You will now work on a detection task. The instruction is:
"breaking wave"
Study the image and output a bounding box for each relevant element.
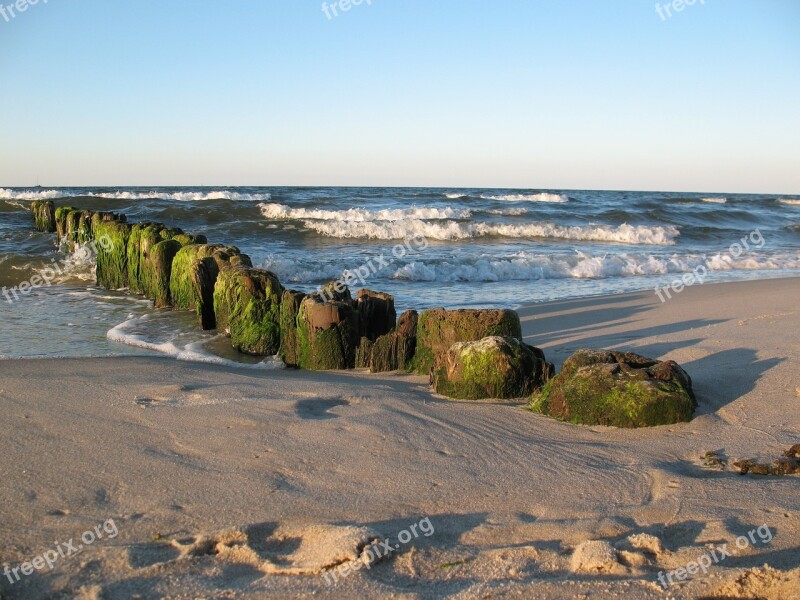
[0,188,272,202]
[261,250,800,284]
[259,203,471,222]
[479,193,569,203]
[107,314,284,369]
[298,219,680,245]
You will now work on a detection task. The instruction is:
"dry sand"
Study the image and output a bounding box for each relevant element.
[0,277,798,599]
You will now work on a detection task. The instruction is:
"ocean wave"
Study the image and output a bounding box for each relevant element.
[299,219,680,245]
[779,199,800,206]
[0,199,31,211]
[107,314,284,369]
[479,193,569,203]
[258,250,800,284]
[444,193,467,199]
[94,190,273,202]
[0,188,65,201]
[486,207,530,216]
[701,197,728,204]
[388,251,800,282]
[259,202,471,222]
[0,188,272,202]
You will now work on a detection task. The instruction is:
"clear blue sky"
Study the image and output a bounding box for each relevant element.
[1,0,798,192]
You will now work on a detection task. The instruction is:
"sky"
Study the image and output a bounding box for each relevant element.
[0,0,798,193]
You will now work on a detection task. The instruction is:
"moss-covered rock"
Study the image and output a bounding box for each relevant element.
[409,308,523,375]
[142,239,183,308]
[127,223,168,294]
[169,244,252,329]
[529,349,696,428]
[213,266,284,355]
[55,206,77,241]
[370,309,418,373]
[296,286,360,370]
[93,220,132,290]
[356,289,396,341]
[432,336,553,401]
[278,289,306,368]
[31,200,56,233]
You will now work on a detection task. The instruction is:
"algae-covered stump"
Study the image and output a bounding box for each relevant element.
[296,286,360,371]
[127,223,169,294]
[54,206,77,242]
[93,220,132,290]
[278,289,307,368]
[214,265,284,355]
[169,244,252,329]
[529,349,696,428]
[432,336,553,401]
[357,289,396,341]
[369,309,418,373]
[142,239,183,308]
[31,200,56,233]
[410,308,523,375]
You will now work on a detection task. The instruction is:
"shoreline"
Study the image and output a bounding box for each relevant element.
[1,277,798,598]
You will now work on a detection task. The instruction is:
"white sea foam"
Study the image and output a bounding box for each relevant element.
[259,202,471,222]
[444,193,468,199]
[388,251,800,282]
[700,197,728,204]
[2,199,31,210]
[486,207,530,216]
[779,199,800,206]
[107,314,284,369]
[0,188,65,201]
[257,250,800,284]
[0,188,271,202]
[480,193,569,203]
[300,219,680,245]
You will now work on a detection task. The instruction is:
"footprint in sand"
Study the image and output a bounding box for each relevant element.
[133,522,383,576]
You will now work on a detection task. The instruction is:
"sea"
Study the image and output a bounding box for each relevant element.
[1,187,798,365]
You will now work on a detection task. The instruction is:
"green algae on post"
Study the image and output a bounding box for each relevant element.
[31,200,56,233]
[169,244,252,329]
[369,309,418,373]
[93,219,132,290]
[278,289,306,368]
[409,308,523,375]
[142,239,183,308]
[213,265,284,356]
[127,223,170,295]
[54,206,77,241]
[295,286,360,370]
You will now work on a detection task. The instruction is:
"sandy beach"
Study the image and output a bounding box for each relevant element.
[0,276,797,598]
